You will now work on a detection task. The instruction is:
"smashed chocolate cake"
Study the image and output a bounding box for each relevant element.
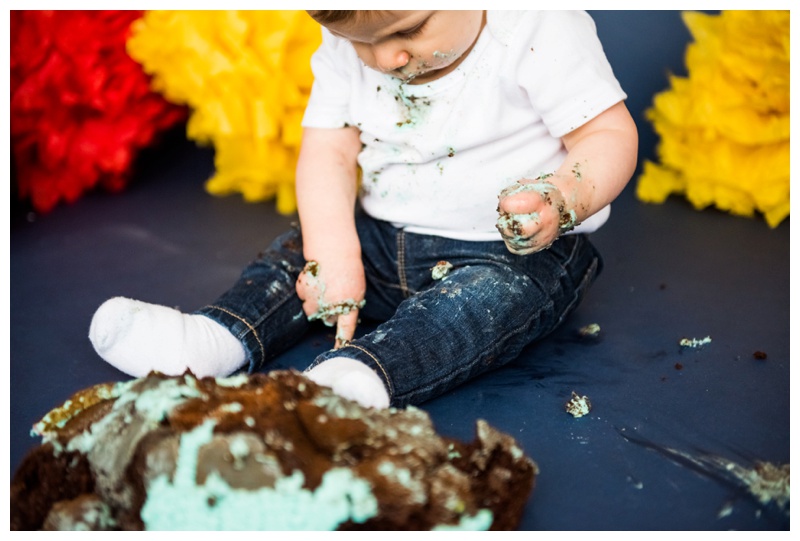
[11,370,538,530]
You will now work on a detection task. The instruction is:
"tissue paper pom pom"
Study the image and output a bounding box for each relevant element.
[10,10,186,214]
[636,10,789,228]
[127,10,322,215]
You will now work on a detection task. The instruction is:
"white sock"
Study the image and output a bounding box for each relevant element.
[88,297,246,378]
[305,357,390,409]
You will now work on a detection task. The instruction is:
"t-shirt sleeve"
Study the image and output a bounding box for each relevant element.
[513,11,627,138]
[301,27,355,129]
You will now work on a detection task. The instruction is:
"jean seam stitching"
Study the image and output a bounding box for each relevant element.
[340,343,394,400]
[397,230,410,297]
[206,305,266,365]
[554,256,598,328]
[562,234,580,267]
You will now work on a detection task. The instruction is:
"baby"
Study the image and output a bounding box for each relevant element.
[89,10,638,409]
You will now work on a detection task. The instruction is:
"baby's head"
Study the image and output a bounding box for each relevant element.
[307,10,485,84]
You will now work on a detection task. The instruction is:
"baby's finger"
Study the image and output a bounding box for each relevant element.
[498,189,540,216]
[334,310,359,349]
[496,210,540,240]
[497,216,555,255]
[502,238,536,256]
[295,280,316,317]
[300,297,319,319]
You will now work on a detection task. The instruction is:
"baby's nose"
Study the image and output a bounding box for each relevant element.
[374,47,410,73]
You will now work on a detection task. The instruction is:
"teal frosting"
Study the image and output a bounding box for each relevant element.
[140,420,379,530]
[133,377,205,423]
[433,509,494,531]
[499,179,559,199]
[388,78,430,128]
[215,373,250,388]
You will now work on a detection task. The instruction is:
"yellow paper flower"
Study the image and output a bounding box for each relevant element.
[127,10,322,214]
[636,10,789,228]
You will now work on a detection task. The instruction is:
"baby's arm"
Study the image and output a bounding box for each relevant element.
[497,101,638,255]
[295,126,365,347]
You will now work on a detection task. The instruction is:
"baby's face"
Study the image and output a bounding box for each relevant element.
[317,10,485,84]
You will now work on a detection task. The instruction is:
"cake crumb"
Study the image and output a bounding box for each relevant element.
[679,336,712,348]
[578,323,600,337]
[753,351,767,360]
[431,261,453,280]
[717,501,734,519]
[746,461,790,509]
[565,391,591,418]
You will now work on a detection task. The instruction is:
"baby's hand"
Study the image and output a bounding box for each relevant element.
[296,257,366,348]
[496,178,579,255]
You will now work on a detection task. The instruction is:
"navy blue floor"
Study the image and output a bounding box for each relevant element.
[9,11,790,530]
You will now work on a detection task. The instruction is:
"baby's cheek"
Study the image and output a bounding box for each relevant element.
[351,44,377,70]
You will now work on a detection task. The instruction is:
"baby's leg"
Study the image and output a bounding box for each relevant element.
[89,227,309,378]
[306,234,601,408]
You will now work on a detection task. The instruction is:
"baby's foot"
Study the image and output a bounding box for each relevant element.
[88,297,246,378]
[305,357,390,409]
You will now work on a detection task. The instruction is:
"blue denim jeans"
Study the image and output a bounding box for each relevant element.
[197,213,602,407]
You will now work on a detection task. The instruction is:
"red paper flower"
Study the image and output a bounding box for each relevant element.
[10,10,186,213]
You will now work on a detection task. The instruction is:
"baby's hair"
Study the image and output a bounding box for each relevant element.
[307,11,356,25]
[307,10,387,26]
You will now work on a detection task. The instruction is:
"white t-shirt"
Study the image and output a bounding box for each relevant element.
[302,10,627,241]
